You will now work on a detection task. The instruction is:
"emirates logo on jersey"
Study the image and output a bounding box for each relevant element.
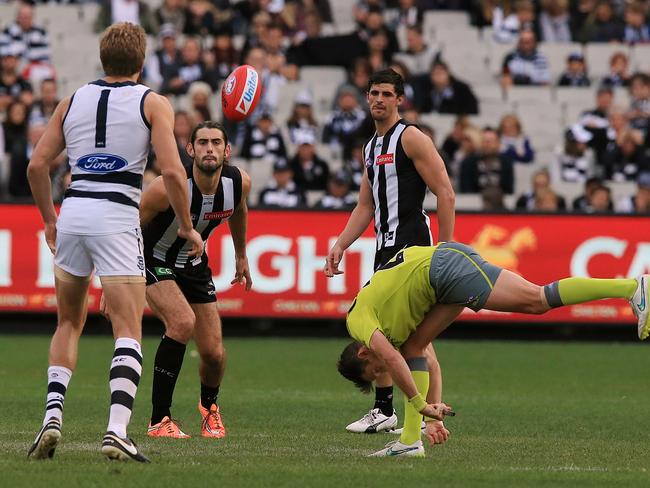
[204,210,233,220]
[376,153,394,165]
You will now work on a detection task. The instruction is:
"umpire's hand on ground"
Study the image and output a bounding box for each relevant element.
[45,222,57,254]
[324,244,344,277]
[232,255,252,291]
[178,228,204,257]
[424,420,450,446]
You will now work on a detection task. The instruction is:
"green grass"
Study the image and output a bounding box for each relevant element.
[1,335,649,487]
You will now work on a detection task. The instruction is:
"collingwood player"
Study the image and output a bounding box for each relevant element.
[26,23,203,462]
[104,121,252,439]
[324,69,455,439]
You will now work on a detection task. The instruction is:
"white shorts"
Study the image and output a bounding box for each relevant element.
[54,228,145,278]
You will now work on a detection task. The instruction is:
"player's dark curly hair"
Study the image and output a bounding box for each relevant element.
[190,121,229,146]
[367,68,405,97]
[337,342,373,393]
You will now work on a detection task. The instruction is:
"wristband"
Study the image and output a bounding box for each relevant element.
[408,393,427,413]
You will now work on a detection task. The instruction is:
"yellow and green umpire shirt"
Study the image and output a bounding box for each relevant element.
[346,245,438,348]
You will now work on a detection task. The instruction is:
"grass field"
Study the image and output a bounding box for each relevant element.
[1,335,649,487]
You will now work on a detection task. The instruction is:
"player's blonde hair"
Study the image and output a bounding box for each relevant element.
[99,22,146,77]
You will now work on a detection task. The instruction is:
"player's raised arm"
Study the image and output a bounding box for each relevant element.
[139,175,170,227]
[402,127,455,242]
[325,167,374,277]
[228,167,252,290]
[27,97,69,253]
[146,92,203,257]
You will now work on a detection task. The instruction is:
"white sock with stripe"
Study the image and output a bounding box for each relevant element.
[106,337,142,438]
[43,366,72,426]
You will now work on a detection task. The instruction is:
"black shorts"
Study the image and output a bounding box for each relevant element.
[145,258,216,304]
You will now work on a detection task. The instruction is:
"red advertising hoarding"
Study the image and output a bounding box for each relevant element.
[0,205,647,323]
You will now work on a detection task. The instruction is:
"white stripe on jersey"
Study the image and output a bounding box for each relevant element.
[382,123,406,247]
[371,136,384,248]
[152,179,191,261]
[175,185,213,268]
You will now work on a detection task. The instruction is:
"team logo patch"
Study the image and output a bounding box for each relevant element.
[224,75,236,95]
[204,210,233,220]
[154,267,173,276]
[376,153,394,165]
[77,153,128,172]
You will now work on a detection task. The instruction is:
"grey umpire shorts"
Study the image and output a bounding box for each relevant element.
[429,242,503,312]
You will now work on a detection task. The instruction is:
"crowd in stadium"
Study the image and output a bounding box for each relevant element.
[0,0,649,213]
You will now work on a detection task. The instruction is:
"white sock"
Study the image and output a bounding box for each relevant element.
[43,366,72,426]
[106,337,142,438]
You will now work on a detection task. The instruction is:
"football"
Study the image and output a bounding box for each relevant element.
[221,64,262,122]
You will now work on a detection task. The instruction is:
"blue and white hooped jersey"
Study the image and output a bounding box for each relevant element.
[57,79,152,235]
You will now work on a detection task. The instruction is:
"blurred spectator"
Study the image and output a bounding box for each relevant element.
[481,185,507,211]
[95,0,158,34]
[0,3,51,64]
[211,29,241,80]
[533,188,563,211]
[618,171,650,213]
[441,116,474,166]
[146,24,181,91]
[366,28,392,72]
[471,0,501,28]
[323,86,370,160]
[557,52,591,87]
[572,176,612,211]
[497,113,535,164]
[539,0,572,42]
[286,88,319,144]
[628,73,650,141]
[602,129,650,181]
[161,37,213,95]
[607,106,631,147]
[516,168,567,210]
[459,127,514,194]
[393,25,438,77]
[492,0,537,44]
[316,169,357,209]
[333,58,373,109]
[352,0,385,30]
[388,61,417,109]
[289,129,329,191]
[587,184,613,212]
[343,140,366,190]
[390,0,423,30]
[188,81,213,122]
[242,11,272,55]
[281,0,323,41]
[448,124,482,183]
[29,78,58,126]
[184,0,233,36]
[154,0,187,33]
[579,85,614,164]
[258,157,307,208]
[261,23,288,57]
[577,0,624,43]
[0,45,33,112]
[622,1,650,44]
[553,124,596,182]
[9,123,57,198]
[601,51,631,88]
[501,30,551,88]
[3,100,28,154]
[360,6,399,58]
[174,111,195,166]
[240,111,288,161]
[416,61,479,115]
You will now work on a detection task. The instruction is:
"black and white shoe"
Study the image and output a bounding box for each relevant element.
[27,418,61,460]
[101,431,150,463]
[345,408,398,433]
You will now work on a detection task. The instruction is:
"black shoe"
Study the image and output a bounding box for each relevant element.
[27,418,61,460]
[101,431,150,463]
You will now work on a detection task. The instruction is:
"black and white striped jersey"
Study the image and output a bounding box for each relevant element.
[364,118,432,251]
[143,164,243,270]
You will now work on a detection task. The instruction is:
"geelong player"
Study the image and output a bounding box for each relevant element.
[324,69,455,436]
[26,23,203,462]
[104,121,251,439]
[338,243,650,457]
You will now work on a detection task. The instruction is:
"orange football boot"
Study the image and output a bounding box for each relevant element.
[147,416,190,438]
[198,402,226,438]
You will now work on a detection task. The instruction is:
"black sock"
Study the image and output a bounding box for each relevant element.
[200,383,220,410]
[373,386,394,416]
[151,335,186,425]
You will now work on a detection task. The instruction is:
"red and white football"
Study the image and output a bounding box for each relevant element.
[221,65,262,122]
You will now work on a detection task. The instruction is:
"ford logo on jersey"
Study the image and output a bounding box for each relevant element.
[77,153,128,172]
